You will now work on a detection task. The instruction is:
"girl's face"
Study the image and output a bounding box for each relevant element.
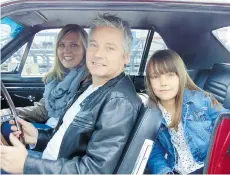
[149,70,180,103]
[57,32,85,70]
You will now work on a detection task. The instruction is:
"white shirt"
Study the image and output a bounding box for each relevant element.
[158,102,203,174]
[42,85,99,160]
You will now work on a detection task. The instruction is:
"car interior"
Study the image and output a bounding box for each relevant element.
[1,0,230,173]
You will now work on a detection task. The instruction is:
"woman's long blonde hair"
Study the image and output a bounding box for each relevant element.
[43,24,88,83]
[145,49,220,129]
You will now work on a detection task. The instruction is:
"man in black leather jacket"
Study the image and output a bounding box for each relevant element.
[0,14,142,174]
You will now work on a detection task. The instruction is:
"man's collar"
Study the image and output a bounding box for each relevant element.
[86,72,126,98]
[102,72,125,88]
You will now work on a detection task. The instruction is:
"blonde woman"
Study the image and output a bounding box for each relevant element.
[1,24,90,128]
[146,49,229,174]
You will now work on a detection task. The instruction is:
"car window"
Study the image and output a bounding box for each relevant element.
[212,26,230,53]
[2,28,153,76]
[1,43,27,72]
[21,29,150,76]
[143,32,167,73]
[125,30,148,75]
[148,32,168,59]
[21,29,61,76]
[0,17,23,49]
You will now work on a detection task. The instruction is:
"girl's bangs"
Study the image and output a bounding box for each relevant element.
[149,56,177,75]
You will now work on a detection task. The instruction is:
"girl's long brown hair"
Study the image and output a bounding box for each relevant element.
[145,49,220,129]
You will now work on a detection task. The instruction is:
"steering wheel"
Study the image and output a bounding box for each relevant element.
[1,81,25,145]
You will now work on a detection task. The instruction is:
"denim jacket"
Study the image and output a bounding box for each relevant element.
[148,89,229,174]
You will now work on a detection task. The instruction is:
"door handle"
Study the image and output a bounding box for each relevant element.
[14,94,35,102]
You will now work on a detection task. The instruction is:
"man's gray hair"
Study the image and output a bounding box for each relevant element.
[89,13,133,53]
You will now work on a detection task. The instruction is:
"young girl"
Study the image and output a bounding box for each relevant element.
[146,49,229,174]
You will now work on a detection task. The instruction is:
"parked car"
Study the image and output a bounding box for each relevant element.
[1,0,230,173]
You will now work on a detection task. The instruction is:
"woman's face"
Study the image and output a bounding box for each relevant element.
[149,70,179,103]
[57,32,85,69]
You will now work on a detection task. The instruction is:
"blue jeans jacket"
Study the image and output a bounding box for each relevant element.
[147,89,229,174]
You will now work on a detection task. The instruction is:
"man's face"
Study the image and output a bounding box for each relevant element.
[86,26,130,84]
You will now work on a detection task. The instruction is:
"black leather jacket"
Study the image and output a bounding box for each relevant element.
[24,72,142,174]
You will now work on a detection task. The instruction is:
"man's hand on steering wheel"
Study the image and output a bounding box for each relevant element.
[10,118,38,145]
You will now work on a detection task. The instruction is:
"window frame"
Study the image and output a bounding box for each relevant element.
[212,26,230,53]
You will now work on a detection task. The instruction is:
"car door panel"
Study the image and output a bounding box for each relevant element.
[1,76,44,109]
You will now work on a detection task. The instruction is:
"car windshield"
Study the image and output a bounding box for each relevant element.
[0,17,24,49]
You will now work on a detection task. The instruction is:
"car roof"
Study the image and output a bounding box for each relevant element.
[2,0,230,28]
